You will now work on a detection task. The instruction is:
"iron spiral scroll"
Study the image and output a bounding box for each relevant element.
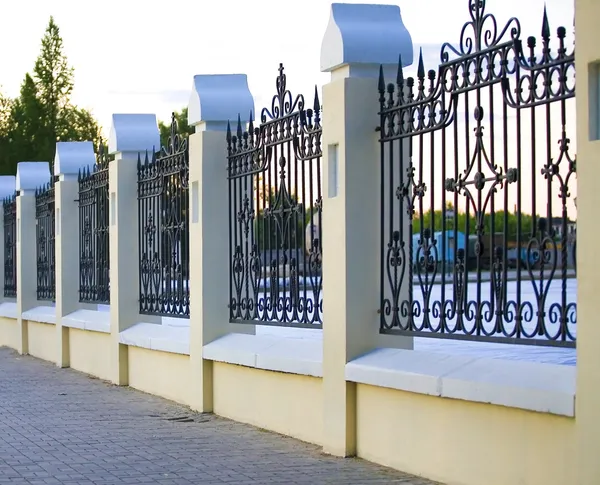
[137,114,190,318]
[378,0,576,347]
[227,64,323,328]
[3,193,16,298]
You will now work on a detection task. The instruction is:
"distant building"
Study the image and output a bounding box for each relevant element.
[550,217,577,239]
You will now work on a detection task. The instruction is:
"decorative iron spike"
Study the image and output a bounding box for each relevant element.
[137,152,142,169]
[417,48,425,79]
[236,114,243,139]
[313,85,320,114]
[226,120,232,143]
[541,5,550,40]
[248,111,254,134]
[378,65,385,93]
[396,55,405,87]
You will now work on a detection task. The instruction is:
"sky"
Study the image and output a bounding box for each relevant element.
[0,0,574,136]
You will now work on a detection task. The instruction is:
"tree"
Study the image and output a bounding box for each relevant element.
[33,17,73,147]
[0,90,15,174]
[0,17,102,175]
[412,208,537,245]
[159,108,193,149]
[3,75,45,173]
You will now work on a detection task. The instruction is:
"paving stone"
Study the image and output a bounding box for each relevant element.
[0,347,442,485]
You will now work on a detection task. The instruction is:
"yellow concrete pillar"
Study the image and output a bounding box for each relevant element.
[107,115,161,385]
[53,142,98,368]
[187,74,255,412]
[319,4,414,456]
[575,0,600,483]
[15,162,52,355]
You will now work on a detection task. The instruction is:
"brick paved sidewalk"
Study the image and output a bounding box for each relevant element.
[0,347,440,485]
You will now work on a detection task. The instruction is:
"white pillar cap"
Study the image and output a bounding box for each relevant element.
[320,3,413,80]
[54,141,96,176]
[188,74,255,132]
[16,162,51,192]
[0,176,16,199]
[108,114,160,155]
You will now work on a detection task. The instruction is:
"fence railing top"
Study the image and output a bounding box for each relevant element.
[108,113,160,156]
[54,141,96,177]
[16,162,50,193]
[188,74,255,132]
[320,3,413,77]
[0,176,16,200]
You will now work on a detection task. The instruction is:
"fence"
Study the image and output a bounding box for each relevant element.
[227,64,323,328]
[0,3,590,484]
[137,114,190,318]
[378,1,576,348]
[35,179,55,302]
[78,146,110,304]
[3,193,16,298]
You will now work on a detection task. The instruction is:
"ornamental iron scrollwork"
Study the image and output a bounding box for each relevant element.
[3,193,16,298]
[35,179,56,302]
[378,0,576,347]
[138,113,190,318]
[78,144,110,304]
[227,64,323,328]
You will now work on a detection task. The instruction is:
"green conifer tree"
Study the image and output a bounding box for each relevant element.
[0,16,102,174]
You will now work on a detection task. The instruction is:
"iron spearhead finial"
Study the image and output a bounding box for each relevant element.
[378,65,385,93]
[541,5,550,40]
[396,55,404,87]
[417,48,425,80]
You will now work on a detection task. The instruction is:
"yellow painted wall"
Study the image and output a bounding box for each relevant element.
[69,328,112,381]
[0,317,18,349]
[27,321,56,363]
[355,384,576,485]
[127,346,191,406]
[213,362,323,446]
[575,1,600,483]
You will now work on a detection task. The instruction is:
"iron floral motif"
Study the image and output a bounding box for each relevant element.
[78,144,110,304]
[378,0,576,347]
[227,65,323,328]
[3,194,16,298]
[35,180,55,302]
[138,113,190,318]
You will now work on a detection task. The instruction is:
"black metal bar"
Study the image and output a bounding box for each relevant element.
[35,179,55,302]
[78,145,110,304]
[137,114,190,318]
[3,193,16,298]
[227,64,323,328]
[378,0,576,347]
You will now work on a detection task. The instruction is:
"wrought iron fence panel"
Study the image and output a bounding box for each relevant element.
[138,115,190,318]
[3,193,16,298]
[78,146,110,304]
[227,64,323,328]
[378,0,576,347]
[36,179,56,301]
